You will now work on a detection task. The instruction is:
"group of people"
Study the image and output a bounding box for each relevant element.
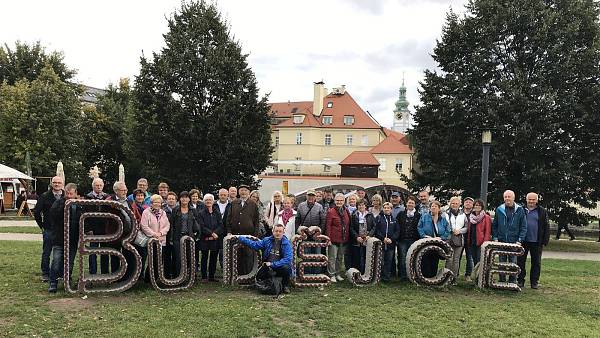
[34,176,550,294]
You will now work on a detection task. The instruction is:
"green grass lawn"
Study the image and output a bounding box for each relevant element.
[0,226,41,234]
[1,241,599,337]
[546,239,600,253]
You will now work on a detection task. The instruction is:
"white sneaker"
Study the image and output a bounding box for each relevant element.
[336,275,344,282]
[330,276,337,282]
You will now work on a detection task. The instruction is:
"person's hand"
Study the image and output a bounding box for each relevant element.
[424,235,431,238]
[357,237,363,244]
[384,237,392,244]
[154,233,160,239]
[227,233,232,236]
[453,229,460,235]
[265,262,272,267]
[212,233,219,239]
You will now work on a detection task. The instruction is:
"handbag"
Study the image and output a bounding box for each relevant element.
[450,233,463,247]
[133,213,151,247]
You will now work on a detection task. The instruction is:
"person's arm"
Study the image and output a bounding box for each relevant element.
[325,210,332,236]
[367,216,376,236]
[226,203,233,234]
[199,213,212,236]
[349,214,359,239]
[459,215,468,234]
[33,194,44,229]
[391,221,400,241]
[484,215,492,242]
[319,207,326,232]
[417,216,426,238]
[491,211,499,241]
[517,209,527,243]
[442,218,451,239]
[160,212,170,237]
[237,235,263,251]
[542,208,550,246]
[272,239,293,269]
[214,211,224,237]
[253,204,260,237]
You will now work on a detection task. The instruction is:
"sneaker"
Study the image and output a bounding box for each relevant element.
[465,276,472,282]
[283,287,291,294]
[41,275,49,283]
[329,276,337,283]
[517,281,525,288]
[48,284,57,293]
[336,275,344,282]
[531,283,539,289]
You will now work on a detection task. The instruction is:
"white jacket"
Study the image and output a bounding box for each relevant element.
[445,211,468,234]
[276,209,297,240]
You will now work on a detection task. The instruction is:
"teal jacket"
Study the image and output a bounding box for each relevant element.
[417,212,451,240]
[492,203,527,243]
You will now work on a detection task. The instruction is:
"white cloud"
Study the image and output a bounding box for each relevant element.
[0,0,468,128]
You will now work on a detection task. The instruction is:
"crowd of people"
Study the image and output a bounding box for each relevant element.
[34,176,551,294]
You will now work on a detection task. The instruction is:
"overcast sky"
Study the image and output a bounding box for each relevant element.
[1,0,468,127]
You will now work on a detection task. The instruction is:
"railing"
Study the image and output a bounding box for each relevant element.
[260,172,342,178]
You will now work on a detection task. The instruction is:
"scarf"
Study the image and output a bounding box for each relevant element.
[450,208,459,217]
[470,211,485,225]
[281,208,294,225]
[151,207,162,221]
[406,209,415,218]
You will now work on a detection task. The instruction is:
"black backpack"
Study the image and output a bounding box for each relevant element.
[255,265,283,296]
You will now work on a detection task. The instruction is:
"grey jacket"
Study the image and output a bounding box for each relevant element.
[295,201,326,231]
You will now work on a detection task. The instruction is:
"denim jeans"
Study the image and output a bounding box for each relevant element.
[41,230,52,277]
[463,245,474,277]
[397,240,415,280]
[89,242,99,275]
[49,245,76,287]
[382,245,395,281]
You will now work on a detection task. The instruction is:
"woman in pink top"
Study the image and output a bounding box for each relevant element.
[139,194,170,280]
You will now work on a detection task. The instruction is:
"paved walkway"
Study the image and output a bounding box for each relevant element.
[0,232,598,261]
[0,220,37,227]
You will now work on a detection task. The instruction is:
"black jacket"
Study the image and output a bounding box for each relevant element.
[198,207,224,251]
[349,210,376,245]
[397,209,421,241]
[49,198,81,247]
[374,213,400,246]
[527,206,551,246]
[34,190,63,230]
[168,206,200,244]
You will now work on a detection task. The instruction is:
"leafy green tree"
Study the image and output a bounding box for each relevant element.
[81,78,132,188]
[0,66,84,185]
[409,0,600,225]
[128,1,273,192]
[0,41,76,85]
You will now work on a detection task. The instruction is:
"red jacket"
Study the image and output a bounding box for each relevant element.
[326,207,350,244]
[467,213,492,247]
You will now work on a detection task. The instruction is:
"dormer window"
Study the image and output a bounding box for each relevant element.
[322,116,333,125]
[344,115,355,125]
[326,101,333,108]
[293,115,305,124]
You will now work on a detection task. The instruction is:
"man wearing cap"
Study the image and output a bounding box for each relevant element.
[462,197,475,281]
[226,184,260,274]
[296,190,326,274]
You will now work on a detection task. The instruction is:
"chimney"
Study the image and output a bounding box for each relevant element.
[313,81,325,117]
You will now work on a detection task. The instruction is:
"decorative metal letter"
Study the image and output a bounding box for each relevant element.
[147,236,196,292]
[346,237,383,286]
[406,238,455,287]
[291,226,331,288]
[222,235,261,285]
[477,241,525,291]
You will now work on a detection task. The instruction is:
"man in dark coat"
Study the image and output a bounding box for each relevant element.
[517,192,550,289]
[34,175,64,282]
[226,184,260,274]
[85,177,112,274]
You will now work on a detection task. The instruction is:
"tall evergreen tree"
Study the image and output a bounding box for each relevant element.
[128,1,273,192]
[409,0,600,225]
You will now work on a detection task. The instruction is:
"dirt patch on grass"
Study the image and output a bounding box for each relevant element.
[46,297,95,312]
[272,315,323,336]
[0,316,16,327]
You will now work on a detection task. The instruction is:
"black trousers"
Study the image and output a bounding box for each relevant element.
[517,242,543,285]
[201,249,219,279]
[257,264,290,288]
[421,251,439,278]
[556,223,575,239]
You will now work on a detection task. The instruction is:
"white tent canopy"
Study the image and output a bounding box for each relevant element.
[0,163,34,180]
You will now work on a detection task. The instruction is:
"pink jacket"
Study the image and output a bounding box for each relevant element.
[140,207,170,246]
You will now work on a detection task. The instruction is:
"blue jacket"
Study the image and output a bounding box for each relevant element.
[492,203,527,243]
[417,212,450,239]
[238,235,293,272]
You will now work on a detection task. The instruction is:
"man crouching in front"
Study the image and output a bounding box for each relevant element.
[238,223,293,294]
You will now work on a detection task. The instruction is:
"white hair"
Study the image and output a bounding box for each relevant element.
[203,193,215,202]
[92,177,103,187]
[113,181,126,192]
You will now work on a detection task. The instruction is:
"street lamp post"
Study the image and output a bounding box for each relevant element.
[480,130,492,206]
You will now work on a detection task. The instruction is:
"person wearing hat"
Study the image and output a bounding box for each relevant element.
[295,190,326,274]
[226,184,260,274]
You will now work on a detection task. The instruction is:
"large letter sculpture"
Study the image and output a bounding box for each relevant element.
[147,236,196,291]
[291,226,331,287]
[346,237,383,286]
[406,238,454,287]
[64,200,142,294]
[477,241,525,291]
[222,235,261,286]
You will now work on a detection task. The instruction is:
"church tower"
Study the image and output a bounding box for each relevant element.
[392,77,410,133]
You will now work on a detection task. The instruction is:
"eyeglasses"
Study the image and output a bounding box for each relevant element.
[52,182,61,184]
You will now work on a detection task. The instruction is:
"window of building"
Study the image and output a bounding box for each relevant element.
[361,135,368,146]
[326,101,333,108]
[395,159,403,173]
[322,115,333,125]
[344,115,355,125]
[378,158,387,171]
[324,134,331,146]
[294,157,302,171]
[346,134,353,146]
[293,115,305,124]
[275,136,279,147]
[296,132,302,145]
